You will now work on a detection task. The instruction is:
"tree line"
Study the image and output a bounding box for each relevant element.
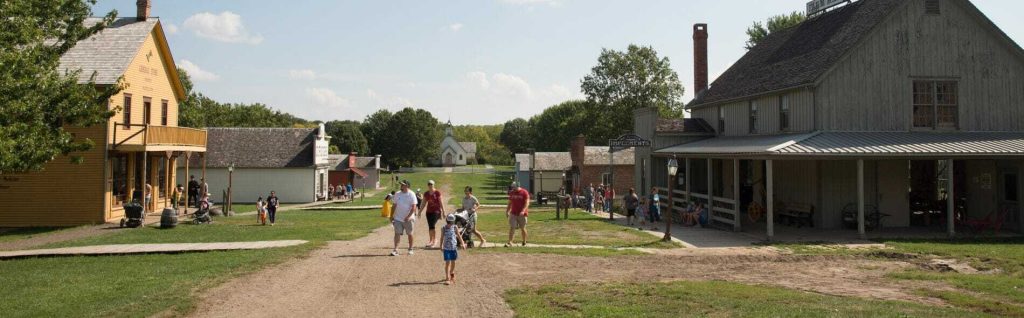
[2,0,794,173]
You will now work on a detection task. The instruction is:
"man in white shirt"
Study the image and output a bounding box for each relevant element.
[390,180,419,256]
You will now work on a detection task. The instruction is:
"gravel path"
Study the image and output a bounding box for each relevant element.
[190,219,947,318]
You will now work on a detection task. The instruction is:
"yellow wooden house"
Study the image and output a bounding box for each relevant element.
[0,3,207,226]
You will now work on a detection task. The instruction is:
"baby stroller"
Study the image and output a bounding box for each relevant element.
[120,200,145,228]
[452,209,475,248]
[192,197,213,224]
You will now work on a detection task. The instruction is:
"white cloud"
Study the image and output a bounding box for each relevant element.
[490,73,533,99]
[288,69,317,80]
[183,11,263,44]
[366,89,378,99]
[163,23,178,35]
[305,88,350,108]
[447,23,464,32]
[466,71,490,89]
[177,59,219,81]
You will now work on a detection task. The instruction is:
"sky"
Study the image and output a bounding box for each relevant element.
[91,0,1024,125]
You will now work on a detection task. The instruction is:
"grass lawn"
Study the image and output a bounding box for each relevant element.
[0,209,387,317]
[48,209,384,247]
[504,281,978,318]
[0,227,76,244]
[777,236,1024,316]
[387,170,513,206]
[475,208,677,249]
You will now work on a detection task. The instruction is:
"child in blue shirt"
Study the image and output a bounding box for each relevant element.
[441,214,466,285]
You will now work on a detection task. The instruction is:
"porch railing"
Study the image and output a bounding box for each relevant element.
[112,123,207,149]
[655,186,739,228]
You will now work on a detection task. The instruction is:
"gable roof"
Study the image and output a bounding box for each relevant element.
[458,142,477,154]
[583,146,635,166]
[190,128,318,168]
[515,154,532,170]
[328,154,379,170]
[688,0,905,108]
[655,131,1024,157]
[58,17,186,100]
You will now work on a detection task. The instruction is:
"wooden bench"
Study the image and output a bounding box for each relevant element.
[777,202,814,228]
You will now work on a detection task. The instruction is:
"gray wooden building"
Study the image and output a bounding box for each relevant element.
[637,0,1024,240]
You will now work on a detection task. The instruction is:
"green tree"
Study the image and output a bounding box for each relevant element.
[580,44,685,142]
[528,100,596,152]
[381,108,441,167]
[499,118,532,154]
[454,124,513,165]
[0,1,121,173]
[745,11,805,50]
[325,120,369,155]
[360,109,393,159]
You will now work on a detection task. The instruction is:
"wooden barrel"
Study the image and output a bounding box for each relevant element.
[160,208,178,229]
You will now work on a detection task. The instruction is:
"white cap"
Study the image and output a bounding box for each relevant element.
[446,214,456,222]
[428,180,435,185]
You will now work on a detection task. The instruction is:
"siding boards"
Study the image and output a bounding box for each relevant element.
[0,126,107,226]
[690,88,815,136]
[817,0,1024,131]
[108,29,181,144]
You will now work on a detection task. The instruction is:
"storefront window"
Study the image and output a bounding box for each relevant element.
[111,155,128,206]
[157,158,167,198]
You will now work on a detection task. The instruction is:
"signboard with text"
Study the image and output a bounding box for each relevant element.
[609,134,652,149]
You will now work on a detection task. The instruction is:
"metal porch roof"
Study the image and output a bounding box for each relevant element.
[655,132,1024,157]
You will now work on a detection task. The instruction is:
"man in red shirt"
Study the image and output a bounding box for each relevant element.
[420,180,446,248]
[505,182,530,247]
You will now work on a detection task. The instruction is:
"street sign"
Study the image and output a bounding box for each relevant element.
[609,134,652,148]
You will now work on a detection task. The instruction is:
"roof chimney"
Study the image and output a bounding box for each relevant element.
[349,152,357,167]
[693,23,709,94]
[136,0,151,21]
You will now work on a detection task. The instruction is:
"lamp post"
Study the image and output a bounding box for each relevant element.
[538,171,543,194]
[227,163,234,215]
[664,157,679,242]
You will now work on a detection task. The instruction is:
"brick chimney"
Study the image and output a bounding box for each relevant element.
[570,135,586,167]
[136,0,151,21]
[693,23,709,94]
[348,152,357,168]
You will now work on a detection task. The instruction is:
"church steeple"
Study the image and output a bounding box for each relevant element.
[445,119,453,136]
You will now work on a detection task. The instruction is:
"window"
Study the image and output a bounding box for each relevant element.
[111,155,128,206]
[717,106,725,134]
[1004,173,1018,202]
[779,95,790,131]
[122,94,132,129]
[913,80,958,129]
[160,100,168,125]
[143,97,152,125]
[925,0,941,15]
[602,173,612,186]
[748,101,759,134]
[156,158,166,198]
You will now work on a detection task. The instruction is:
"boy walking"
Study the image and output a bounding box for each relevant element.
[441,214,466,285]
[505,182,530,247]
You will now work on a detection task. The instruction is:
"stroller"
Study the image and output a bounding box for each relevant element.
[452,209,475,248]
[120,200,145,228]
[192,197,213,224]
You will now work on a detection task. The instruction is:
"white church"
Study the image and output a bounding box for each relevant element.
[438,120,476,167]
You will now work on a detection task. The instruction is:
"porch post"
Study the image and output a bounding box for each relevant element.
[141,151,148,213]
[733,159,741,232]
[707,158,713,209]
[684,158,691,203]
[947,159,955,238]
[766,159,774,241]
[857,159,866,239]
[183,152,190,214]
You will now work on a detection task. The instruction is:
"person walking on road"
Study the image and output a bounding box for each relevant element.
[462,186,487,247]
[266,191,280,226]
[440,214,466,285]
[584,184,595,213]
[624,188,639,226]
[188,175,199,207]
[390,181,418,256]
[646,186,661,230]
[421,180,446,248]
[505,182,530,247]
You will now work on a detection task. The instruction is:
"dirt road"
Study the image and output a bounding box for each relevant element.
[191,214,946,318]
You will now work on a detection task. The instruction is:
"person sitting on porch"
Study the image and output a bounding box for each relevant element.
[683,202,704,227]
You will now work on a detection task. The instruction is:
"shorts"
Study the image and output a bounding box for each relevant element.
[426,212,441,230]
[508,214,528,229]
[393,219,415,235]
[443,250,458,261]
[627,208,636,216]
